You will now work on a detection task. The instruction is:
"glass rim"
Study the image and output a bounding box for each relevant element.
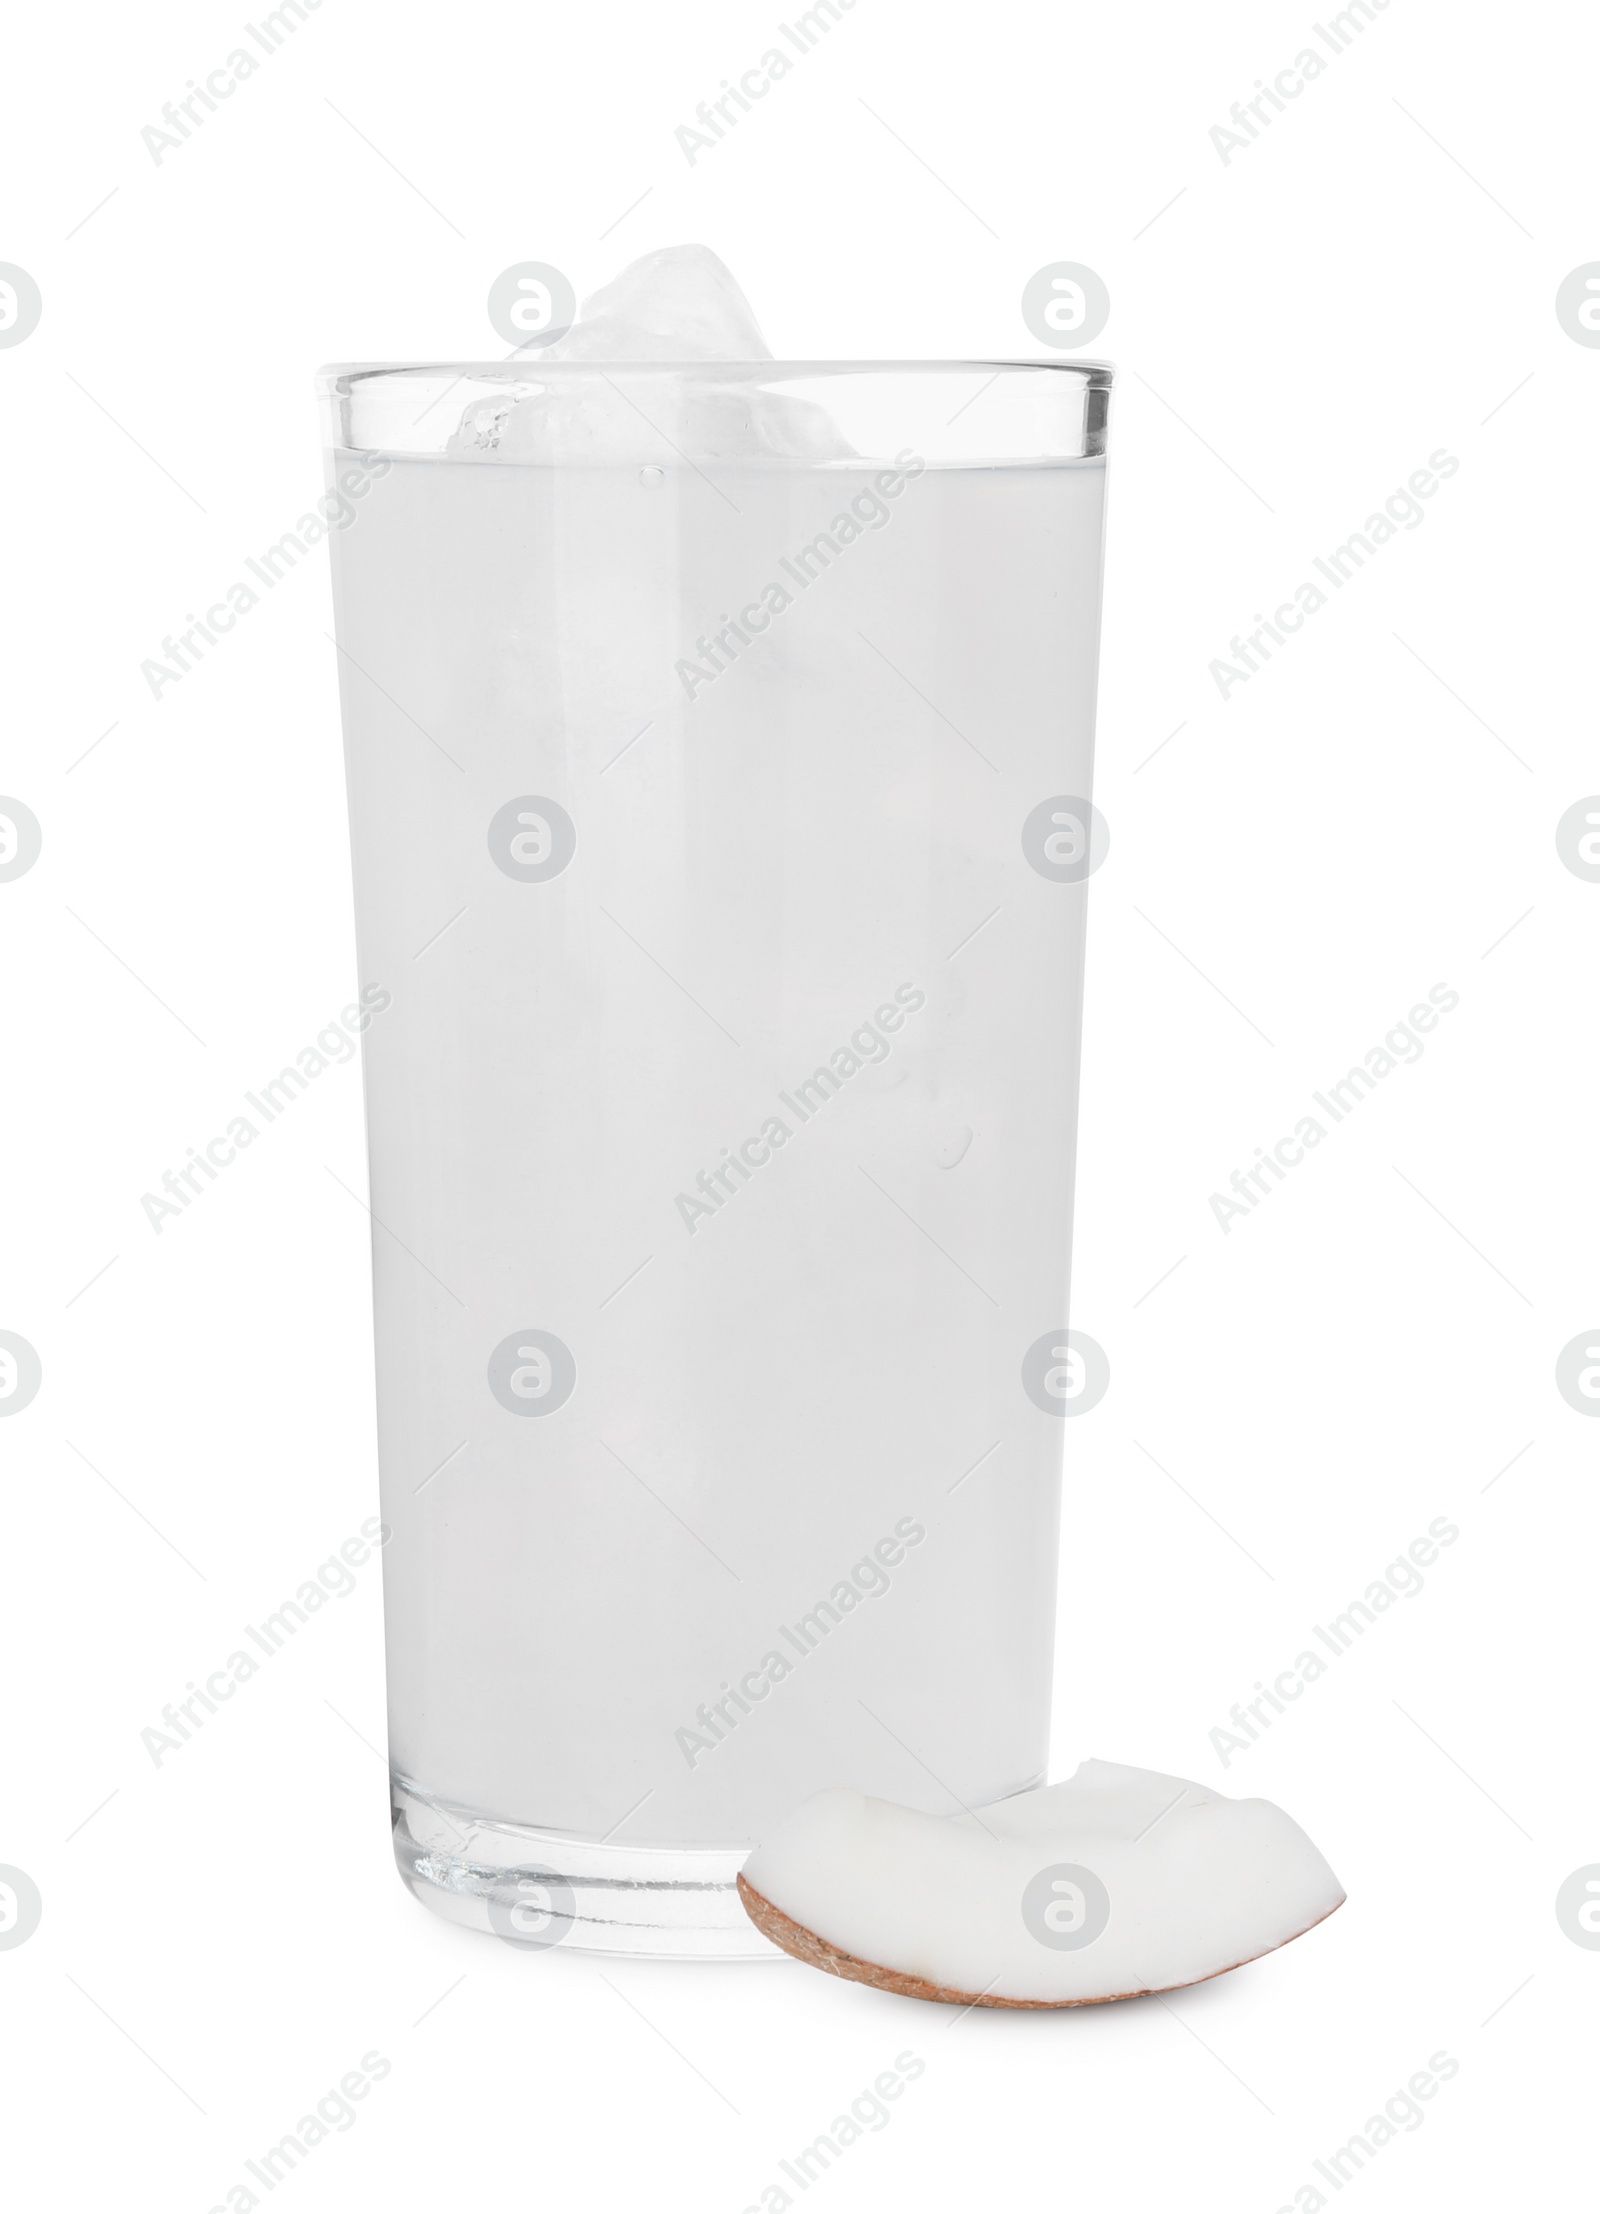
[316,357,1115,393]
[318,358,1113,465]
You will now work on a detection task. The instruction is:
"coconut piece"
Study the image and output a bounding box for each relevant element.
[738,1758,1344,2007]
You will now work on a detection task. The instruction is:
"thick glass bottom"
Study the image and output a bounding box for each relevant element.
[391,1777,783,1960]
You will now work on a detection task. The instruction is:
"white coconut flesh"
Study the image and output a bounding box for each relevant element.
[738,1759,1345,2007]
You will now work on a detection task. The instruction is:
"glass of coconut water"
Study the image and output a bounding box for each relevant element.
[320,285,1111,1956]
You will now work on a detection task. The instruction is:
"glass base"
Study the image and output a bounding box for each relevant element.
[391,1778,783,1960]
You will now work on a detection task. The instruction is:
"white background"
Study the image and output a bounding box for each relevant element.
[2,0,1596,2206]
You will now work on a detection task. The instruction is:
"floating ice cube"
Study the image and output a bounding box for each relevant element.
[448,244,851,465]
[552,243,774,364]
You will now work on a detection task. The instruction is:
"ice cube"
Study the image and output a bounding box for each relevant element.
[552,243,774,363]
[447,244,851,465]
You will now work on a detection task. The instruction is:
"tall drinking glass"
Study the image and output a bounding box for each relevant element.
[319,360,1112,1955]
